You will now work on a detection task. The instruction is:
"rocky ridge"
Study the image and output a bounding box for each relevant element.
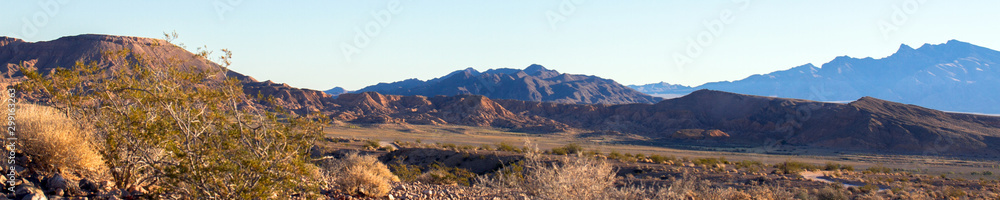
[355,64,662,104]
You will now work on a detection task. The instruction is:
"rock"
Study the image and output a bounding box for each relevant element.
[387,194,395,200]
[126,185,147,196]
[15,184,45,200]
[77,179,98,193]
[19,193,46,200]
[15,182,40,195]
[101,189,123,200]
[44,174,67,191]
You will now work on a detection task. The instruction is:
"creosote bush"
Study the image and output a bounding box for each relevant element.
[388,161,423,182]
[422,163,475,186]
[19,42,327,198]
[494,142,524,153]
[548,143,583,155]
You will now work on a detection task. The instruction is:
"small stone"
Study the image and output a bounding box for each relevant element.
[387,194,395,200]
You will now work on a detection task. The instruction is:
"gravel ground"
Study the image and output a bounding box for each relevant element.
[326,182,530,200]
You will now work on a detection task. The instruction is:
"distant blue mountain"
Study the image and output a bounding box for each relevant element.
[635,40,1000,114]
[627,82,693,96]
[324,87,348,96]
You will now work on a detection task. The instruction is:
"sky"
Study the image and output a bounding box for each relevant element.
[3,0,1000,91]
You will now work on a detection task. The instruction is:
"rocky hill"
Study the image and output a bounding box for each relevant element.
[0,34,250,80]
[496,90,1000,155]
[326,92,569,133]
[355,64,662,104]
[0,34,332,114]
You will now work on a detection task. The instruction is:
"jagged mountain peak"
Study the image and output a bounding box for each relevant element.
[897,43,916,52]
[524,64,551,73]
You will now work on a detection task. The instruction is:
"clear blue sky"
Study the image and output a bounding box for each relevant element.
[3,1,999,91]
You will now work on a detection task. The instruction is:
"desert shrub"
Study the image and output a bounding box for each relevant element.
[549,143,584,155]
[19,44,327,198]
[479,144,493,151]
[388,162,422,182]
[362,139,381,150]
[824,162,854,171]
[607,150,624,160]
[457,144,476,151]
[825,162,842,170]
[493,160,525,183]
[864,165,893,174]
[438,142,458,150]
[17,104,105,174]
[774,161,820,174]
[495,142,523,153]
[422,163,475,186]
[479,152,617,199]
[608,175,794,200]
[859,183,879,193]
[983,171,994,176]
[734,160,765,172]
[692,157,727,166]
[944,186,967,198]
[648,154,673,164]
[815,186,848,200]
[323,152,399,197]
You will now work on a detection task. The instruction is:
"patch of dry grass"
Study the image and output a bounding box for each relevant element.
[17,104,104,174]
[479,150,617,199]
[321,152,400,197]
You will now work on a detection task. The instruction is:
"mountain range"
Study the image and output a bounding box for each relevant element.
[4,34,1000,157]
[629,40,1000,114]
[351,64,662,104]
[321,90,1000,156]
